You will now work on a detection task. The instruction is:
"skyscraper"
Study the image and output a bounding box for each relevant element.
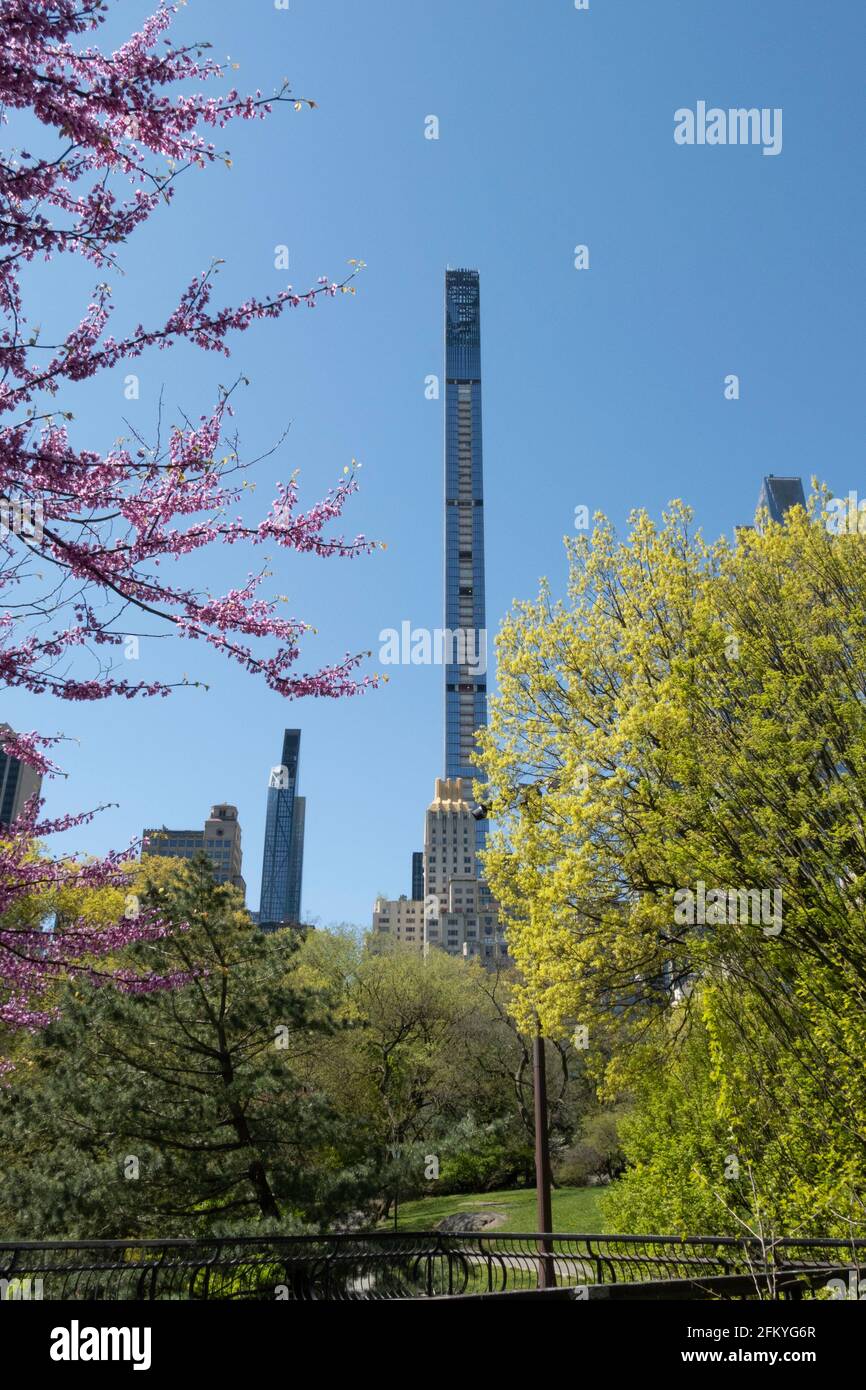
[757,475,806,524]
[444,269,488,797]
[372,272,508,965]
[0,725,43,825]
[258,729,305,929]
[738,477,807,543]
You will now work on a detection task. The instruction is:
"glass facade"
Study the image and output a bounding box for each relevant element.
[0,751,21,826]
[758,475,806,524]
[444,270,487,814]
[258,729,305,927]
[411,850,424,901]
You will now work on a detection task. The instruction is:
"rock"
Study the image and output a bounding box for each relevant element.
[436,1211,506,1233]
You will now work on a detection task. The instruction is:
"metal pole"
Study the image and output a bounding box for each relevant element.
[533,1030,556,1288]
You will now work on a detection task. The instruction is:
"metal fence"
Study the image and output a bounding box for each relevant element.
[1,1232,863,1301]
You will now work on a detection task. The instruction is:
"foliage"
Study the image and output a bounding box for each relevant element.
[553,1108,627,1189]
[0,856,371,1237]
[479,492,866,1232]
[288,931,595,1212]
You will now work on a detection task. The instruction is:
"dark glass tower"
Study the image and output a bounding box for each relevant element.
[411,850,424,901]
[757,475,806,523]
[259,729,305,928]
[444,269,488,796]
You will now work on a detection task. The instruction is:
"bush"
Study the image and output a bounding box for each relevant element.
[424,1121,535,1196]
[553,1110,627,1188]
[437,1142,534,1195]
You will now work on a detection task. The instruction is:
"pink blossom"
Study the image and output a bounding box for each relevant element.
[0,1,380,1049]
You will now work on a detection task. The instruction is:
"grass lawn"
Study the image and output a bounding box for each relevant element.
[390,1184,606,1234]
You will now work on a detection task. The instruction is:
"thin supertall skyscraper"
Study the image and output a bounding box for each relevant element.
[444,269,488,789]
[373,270,507,963]
[259,729,305,929]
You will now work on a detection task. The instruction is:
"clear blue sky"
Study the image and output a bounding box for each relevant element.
[5,0,864,927]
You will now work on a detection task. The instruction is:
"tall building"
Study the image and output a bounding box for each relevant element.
[0,725,43,825]
[422,776,504,962]
[258,729,305,929]
[757,475,806,524]
[372,270,508,964]
[444,269,488,800]
[738,476,806,543]
[372,273,505,961]
[142,803,245,896]
[374,777,506,962]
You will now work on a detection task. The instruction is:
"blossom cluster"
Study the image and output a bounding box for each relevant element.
[0,1,378,1040]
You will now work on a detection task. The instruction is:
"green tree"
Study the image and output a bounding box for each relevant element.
[289,931,594,1209]
[0,856,368,1238]
[478,492,866,1232]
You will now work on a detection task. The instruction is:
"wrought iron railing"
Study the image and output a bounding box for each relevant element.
[0,1232,863,1301]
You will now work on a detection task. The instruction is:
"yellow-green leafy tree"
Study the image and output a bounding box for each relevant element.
[478,490,866,1233]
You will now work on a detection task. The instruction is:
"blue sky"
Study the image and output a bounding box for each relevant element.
[5,0,864,926]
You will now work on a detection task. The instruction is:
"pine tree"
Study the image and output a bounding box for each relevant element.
[0,856,369,1238]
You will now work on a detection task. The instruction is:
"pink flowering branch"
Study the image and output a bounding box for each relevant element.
[0,724,63,774]
[0,0,382,1043]
[0,0,377,707]
[0,798,188,1035]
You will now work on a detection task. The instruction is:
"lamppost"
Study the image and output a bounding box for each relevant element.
[532,1027,556,1288]
[473,797,557,1289]
[390,1142,401,1231]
